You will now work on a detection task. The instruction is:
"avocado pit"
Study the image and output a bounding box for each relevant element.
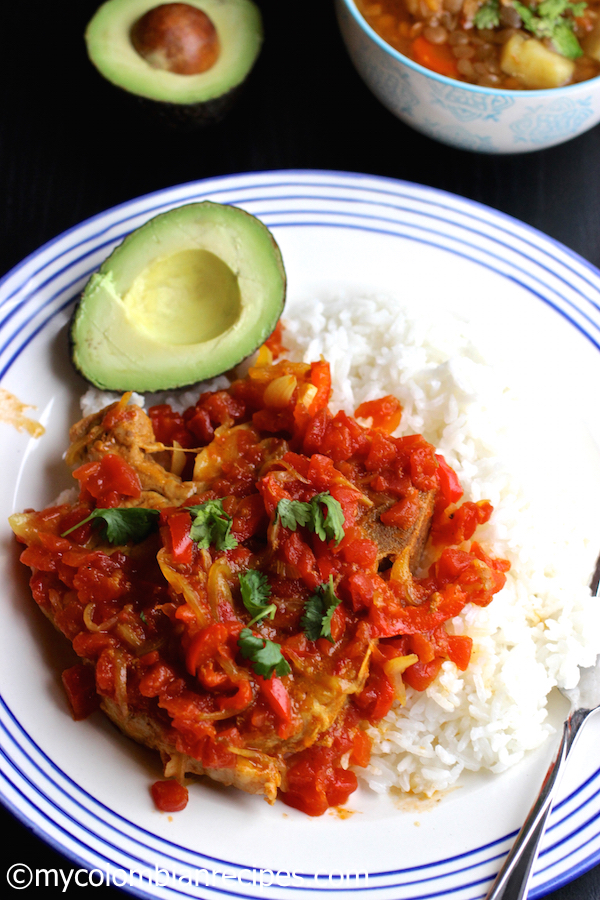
[131,2,220,75]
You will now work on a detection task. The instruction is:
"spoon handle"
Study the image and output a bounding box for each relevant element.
[484,707,594,900]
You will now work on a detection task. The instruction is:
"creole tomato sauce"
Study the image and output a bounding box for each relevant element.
[12,339,509,817]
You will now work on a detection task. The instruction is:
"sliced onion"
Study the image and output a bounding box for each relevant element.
[296,382,318,410]
[383,654,419,705]
[263,374,297,408]
[157,548,211,626]
[217,652,250,684]
[113,649,129,716]
[114,622,145,649]
[170,440,186,477]
[207,557,234,620]
[83,602,119,633]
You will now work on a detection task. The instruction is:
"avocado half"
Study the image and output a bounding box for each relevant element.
[84,0,263,125]
[70,201,286,392]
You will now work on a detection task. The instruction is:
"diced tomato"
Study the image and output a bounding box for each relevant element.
[72,631,117,660]
[148,404,194,448]
[349,726,372,767]
[343,571,378,612]
[379,493,420,529]
[61,664,99,720]
[72,552,129,605]
[20,544,57,572]
[301,408,332,456]
[150,780,189,812]
[306,453,336,491]
[264,320,287,358]
[431,500,493,546]
[73,454,142,508]
[409,444,439,492]
[315,554,343,582]
[280,531,320,589]
[198,390,245,428]
[355,395,403,433]
[435,454,463,505]
[201,737,237,769]
[139,660,177,698]
[232,494,267,542]
[256,471,290,516]
[185,406,214,444]
[403,657,443,691]
[368,582,469,638]
[94,647,118,696]
[354,659,395,722]
[365,432,397,471]
[446,634,473,670]
[307,360,331,415]
[282,746,358,816]
[338,535,378,568]
[57,507,94,544]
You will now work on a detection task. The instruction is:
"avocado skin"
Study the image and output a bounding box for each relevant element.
[107,77,246,130]
[85,0,263,129]
[70,201,287,393]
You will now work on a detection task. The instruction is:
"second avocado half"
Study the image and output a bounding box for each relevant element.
[85,0,263,125]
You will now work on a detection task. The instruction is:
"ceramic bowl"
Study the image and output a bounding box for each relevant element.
[335,0,600,153]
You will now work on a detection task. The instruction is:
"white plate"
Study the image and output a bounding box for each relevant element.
[1,170,600,900]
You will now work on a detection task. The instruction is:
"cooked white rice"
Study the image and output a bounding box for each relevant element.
[79,290,600,799]
[282,290,600,797]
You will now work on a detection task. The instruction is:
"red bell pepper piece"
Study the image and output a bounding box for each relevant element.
[185,623,229,677]
[168,511,193,565]
[256,674,292,737]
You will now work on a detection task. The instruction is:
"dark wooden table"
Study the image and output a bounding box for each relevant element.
[1,2,599,897]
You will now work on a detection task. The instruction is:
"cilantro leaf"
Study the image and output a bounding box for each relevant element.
[538,0,586,16]
[187,499,238,551]
[551,18,585,56]
[310,493,346,546]
[513,0,541,29]
[512,0,585,59]
[275,491,345,546]
[238,628,291,679]
[275,498,312,531]
[300,594,326,642]
[301,577,342,644]
[239,569,276,625]
[61,507,160,545]
[474,0,501,29]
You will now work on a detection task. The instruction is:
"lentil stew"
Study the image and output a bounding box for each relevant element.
[356,0,600,88]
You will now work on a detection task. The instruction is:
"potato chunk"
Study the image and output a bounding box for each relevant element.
[500,33,575,88]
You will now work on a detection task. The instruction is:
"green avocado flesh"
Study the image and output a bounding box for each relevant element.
[85,0,263,105]
[70,201,286,392]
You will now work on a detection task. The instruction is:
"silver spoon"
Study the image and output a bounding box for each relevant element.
[485,573,600,900]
